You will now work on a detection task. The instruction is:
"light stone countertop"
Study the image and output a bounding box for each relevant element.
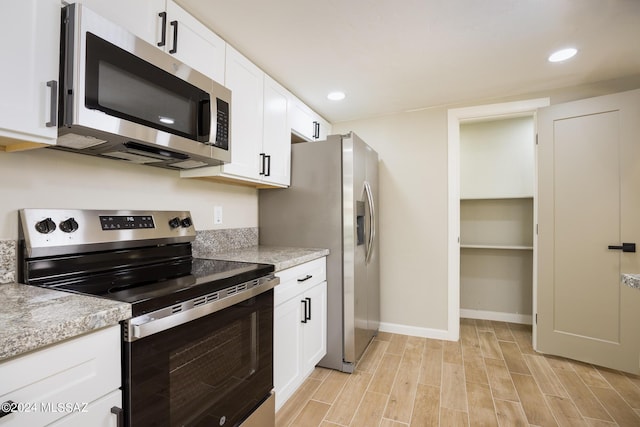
[0,284,131,361]
[621,274,640,290]
[195,245,329,272]
[1,245,326,361]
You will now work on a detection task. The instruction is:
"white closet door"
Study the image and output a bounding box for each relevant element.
[537,88,640,374]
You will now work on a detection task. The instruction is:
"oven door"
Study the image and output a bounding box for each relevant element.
[123,288,273,427]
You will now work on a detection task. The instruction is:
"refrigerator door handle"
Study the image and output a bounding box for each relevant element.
[364,181,376,264]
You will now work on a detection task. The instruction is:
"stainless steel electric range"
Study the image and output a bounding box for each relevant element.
[18,209,277,427]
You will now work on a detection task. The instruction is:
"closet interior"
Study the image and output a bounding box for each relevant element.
[459,115,535,324]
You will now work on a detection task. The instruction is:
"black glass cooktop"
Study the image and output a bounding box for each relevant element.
[30,257,274,316]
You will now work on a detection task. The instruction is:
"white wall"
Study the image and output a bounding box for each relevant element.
[0,147,257,239]
[334,109,451,332]
[460,116,534,199]
[332,74,640,337]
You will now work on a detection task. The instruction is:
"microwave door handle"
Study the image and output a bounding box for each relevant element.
[198,99,211,141]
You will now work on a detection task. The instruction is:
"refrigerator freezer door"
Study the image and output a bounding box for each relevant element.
[343,133,378,368]
[365,143,380,335]
[259,132,379,373]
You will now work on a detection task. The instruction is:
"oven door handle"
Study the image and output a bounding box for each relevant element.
[125,276,278,342]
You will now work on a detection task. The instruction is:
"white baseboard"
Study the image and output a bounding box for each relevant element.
[460,309,532,325]
[379,322,453,341]
[379,312,532,343]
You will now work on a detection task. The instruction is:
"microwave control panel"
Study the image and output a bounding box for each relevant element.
[215,98,230,150]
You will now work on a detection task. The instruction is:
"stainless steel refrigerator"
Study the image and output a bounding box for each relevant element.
[259,132,380,373]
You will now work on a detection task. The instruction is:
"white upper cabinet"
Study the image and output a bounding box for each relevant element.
[0,0,60,149]
[182,48,292,187]
[220,45,265,181]
[163,1,225,83]
[76,0,225,83]
[262,76,292,186]
[289,95,332,142]
[77,0,164,46]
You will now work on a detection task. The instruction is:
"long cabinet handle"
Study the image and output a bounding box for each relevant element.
[46,80,57,127]
[157,12,167,47]
[301,299,308,323]
[306,297,312,320]
[265,154,271,177]
[297,275,312,282]
[169,20,178,54]
[259,153,266,175]
[111,406,124,427]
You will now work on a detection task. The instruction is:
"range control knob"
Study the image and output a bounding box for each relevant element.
[35,218,56,234]
[180,217,192,228]
[168,217,181,229]
[59,217,79,233]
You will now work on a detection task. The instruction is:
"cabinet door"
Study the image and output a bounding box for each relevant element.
[316,118,332,141]
[273,296,303,411]
[302,282,327,373]
[0,326,120,427]
[289,96,331,142]
[262,76,291,186]
[47,390,122,427]
[289,96,315,141]
[222,46,264,180]
[0,0,59,145]
[165,1,226,83]
[76,0,164,45]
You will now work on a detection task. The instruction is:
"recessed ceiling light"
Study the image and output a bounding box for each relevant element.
[548,48,578,63]
[327,91,346,101]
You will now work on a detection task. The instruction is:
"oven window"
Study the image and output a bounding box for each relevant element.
[84,32,211,142]
[125,289,273,427]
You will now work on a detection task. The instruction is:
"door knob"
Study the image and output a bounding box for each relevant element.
[607,243,636,253]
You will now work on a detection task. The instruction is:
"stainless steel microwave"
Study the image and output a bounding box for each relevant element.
[55,4,231,170]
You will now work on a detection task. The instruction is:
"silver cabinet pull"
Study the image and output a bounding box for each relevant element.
[46,80,57,127]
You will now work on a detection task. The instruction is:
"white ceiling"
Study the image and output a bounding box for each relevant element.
[177,0,640,123]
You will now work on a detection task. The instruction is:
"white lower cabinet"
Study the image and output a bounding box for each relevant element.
[0,326,122,427]
[274,257,327,411]
[46,391,122,427]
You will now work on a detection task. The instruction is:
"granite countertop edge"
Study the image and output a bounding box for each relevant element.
[1,245,326,361]
[621,274,640,290]
[0,284,131,362]
[194,245,330,272]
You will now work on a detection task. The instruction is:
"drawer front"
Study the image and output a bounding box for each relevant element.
[275,257,326,305]
[46,390,122,427]
[0,326,121,427]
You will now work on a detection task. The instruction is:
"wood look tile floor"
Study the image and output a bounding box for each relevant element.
[275,319,640,427]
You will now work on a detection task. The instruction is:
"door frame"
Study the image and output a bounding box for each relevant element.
[447,98,550,342]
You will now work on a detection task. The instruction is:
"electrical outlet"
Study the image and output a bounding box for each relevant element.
[214,206,223,225]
